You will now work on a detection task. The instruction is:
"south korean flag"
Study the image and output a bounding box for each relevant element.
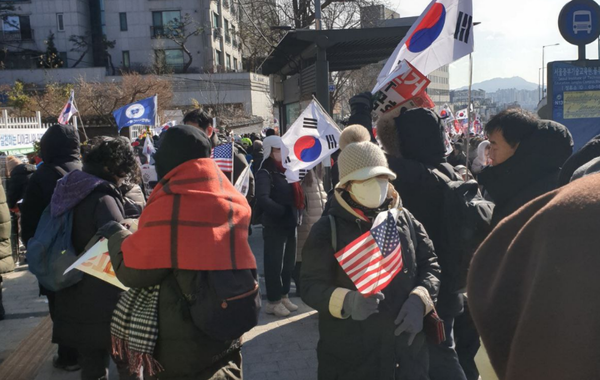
[281,100,342,183]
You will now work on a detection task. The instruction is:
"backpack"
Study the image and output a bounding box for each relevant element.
[26,165,84,292]
[430,164,494,293]
[178,270,261,341]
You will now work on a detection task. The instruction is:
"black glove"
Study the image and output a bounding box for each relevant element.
[97,221,126,240]
[394,294,425,345]
[342,291,385,321]
[349,92,374,114]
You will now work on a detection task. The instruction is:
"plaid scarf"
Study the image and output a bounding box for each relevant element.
[111,285,163,376]
[121,158,256,271]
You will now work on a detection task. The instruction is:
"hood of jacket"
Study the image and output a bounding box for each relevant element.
[40,124,81,165]
[394,108,447,166]
[51,170,111,217]
[477,140,490,161]
[10,163,36,178]
[479,120,573,207]
[558,134,600,187]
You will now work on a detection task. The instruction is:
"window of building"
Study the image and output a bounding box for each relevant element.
[155,49,184,70]
[152,11,181,37]
[2,15,32,40]
[226,54,231,70]
[57,13,65,32]
[119,13,128,31]
[122,51,130,68]
[233,58,238,71]
[213,12,220,28]
[215,50,222,66]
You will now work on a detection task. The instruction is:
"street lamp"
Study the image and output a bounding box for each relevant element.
[539,68,542,102]
[542,43,560,99]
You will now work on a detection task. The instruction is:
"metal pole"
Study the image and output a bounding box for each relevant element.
[542,46,545,100]
[466,53,473,170]
[539,68,542,102]
[315,0,322,30]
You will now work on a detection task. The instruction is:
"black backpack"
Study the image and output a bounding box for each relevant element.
[430,164,494,293]
[177,269,261,342]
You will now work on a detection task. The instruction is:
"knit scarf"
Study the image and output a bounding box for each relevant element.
[121,158,257,271]
[111,285,162,376]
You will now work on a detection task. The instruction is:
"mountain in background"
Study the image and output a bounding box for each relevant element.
[454,77,538,92]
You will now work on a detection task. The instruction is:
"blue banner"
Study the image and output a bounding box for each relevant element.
[113,95,157,131]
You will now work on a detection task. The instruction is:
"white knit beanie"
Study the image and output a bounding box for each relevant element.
[338,129,396,186]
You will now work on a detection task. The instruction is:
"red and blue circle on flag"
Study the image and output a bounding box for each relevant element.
[294,136,322,163]
[406,2,446,53]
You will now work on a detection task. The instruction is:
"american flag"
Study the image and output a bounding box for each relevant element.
[211,142,234,172]
[335,211,403,295]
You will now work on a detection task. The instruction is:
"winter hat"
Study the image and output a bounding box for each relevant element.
[5,156,22,176]
[339,125,371,150]
[338,129,396,186]
[376,108,403,157]
[395,108,446,165]
[154,125,212,179]
[253,139,263,152]
[260,136,283,169]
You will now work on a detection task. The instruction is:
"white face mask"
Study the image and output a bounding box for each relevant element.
[350,178,389,209]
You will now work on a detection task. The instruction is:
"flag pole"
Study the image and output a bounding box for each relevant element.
[466,53,473,171]
[230,139,235,183]
[71,95,89,142]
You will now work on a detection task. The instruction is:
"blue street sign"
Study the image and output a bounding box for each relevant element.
[548,60,600,150]
[559,0,600,46]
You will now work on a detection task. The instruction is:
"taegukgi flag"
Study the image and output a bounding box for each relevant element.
[58,90,78,125]
[281,100,342,183]
[374,0,474,92]
[113,95,157,131]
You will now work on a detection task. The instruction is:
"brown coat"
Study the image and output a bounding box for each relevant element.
[468,173,600,380]
[296,168,328,261]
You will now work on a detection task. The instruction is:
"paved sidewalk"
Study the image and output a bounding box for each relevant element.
[0,225,320,379]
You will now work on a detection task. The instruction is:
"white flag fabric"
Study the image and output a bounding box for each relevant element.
[58,90,78,125]
[234,165,251,196]
[281,100,342,183]
[374,0,474,92]
[143,134,156,157]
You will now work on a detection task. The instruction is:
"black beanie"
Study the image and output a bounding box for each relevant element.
[154,125,212,179]
[395,108,446,166]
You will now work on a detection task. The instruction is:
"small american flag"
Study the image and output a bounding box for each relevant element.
[211,142,234,172]
[335,211,403,295]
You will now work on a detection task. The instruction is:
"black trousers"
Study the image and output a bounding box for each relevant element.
[263,226,297,302]
[47,291,79,365]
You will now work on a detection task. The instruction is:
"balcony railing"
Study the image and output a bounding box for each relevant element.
[0,28,34,42]
[151,26,181,39]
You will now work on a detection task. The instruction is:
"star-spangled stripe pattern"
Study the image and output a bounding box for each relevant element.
[334,211,403,295]
[211,142,234,172]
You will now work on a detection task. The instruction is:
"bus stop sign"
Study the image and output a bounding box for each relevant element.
[559,0,600,46]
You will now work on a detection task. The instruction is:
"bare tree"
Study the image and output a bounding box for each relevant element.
[103,37,116,75]
[159,13,203,73]
[69,33,91,68]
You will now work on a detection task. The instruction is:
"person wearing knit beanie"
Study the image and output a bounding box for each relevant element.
[300,125,441,380]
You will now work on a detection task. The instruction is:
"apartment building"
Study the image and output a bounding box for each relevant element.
[426,65,450,110]
[1,0,242,73]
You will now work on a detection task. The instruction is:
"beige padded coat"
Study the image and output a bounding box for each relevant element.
[296,167,328,262]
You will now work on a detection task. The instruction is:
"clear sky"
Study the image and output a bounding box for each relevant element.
[392,0,600,89]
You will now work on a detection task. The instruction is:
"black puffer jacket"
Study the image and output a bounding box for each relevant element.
[21,124,81,246]
[301,190,440,380]
[479,120,573,226]
[52,177,125,350]
[255,157,298,229]
[6,163,36,209]
[558,134,600,187]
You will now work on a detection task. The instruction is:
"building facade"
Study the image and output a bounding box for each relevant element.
[1,0,242,74]
[426,65,450,111]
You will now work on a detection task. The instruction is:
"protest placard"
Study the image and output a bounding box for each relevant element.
[64,239,129,291]
[372,60,433,115]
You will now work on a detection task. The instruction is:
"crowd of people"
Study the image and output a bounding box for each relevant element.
[0,88,599,380]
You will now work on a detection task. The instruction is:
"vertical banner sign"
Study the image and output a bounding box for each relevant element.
[373,60,433,115]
